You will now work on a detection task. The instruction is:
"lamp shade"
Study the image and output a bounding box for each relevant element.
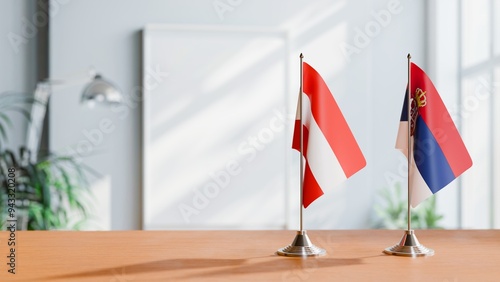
[81,74,122,105]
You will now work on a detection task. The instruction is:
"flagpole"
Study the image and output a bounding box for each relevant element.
[277,53,325,257]
[407,53,412,232]
[299,53,304,232]
[383,53,434,257]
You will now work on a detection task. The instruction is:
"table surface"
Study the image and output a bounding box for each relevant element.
[0,229,499,281]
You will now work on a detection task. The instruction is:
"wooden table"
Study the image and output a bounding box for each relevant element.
[0,230,499,281]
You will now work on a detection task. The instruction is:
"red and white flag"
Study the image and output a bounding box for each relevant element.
[292,62,366,208]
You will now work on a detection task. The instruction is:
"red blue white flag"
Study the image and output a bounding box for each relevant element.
[396,63,472,207]
[292,62,366,208]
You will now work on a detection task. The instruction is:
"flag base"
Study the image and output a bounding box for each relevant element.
[383,230,434,257]
[277,230,326,257]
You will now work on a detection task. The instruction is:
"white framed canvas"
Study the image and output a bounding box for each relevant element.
[142,24,291,229]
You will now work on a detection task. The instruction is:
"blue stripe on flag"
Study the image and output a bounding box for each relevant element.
[413,117,456,193]
[400,89,409,121]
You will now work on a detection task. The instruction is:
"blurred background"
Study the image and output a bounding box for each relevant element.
[0,0,498,230]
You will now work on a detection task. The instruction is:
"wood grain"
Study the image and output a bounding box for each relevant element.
[0,230,499,281]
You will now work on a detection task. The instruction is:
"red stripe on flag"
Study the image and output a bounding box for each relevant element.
[292,120,307,154]
[302,62,366,177]
[303,163,324,208]
[411,63,472,176]
[292,121,322,207]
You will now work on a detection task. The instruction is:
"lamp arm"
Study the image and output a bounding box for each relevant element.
[25,83,51,162]
[25,67,96,161]
[43,67,97,92]
[25,68,121,161]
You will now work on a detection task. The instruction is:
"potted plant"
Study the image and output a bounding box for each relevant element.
[373,181,444,229]
[0,92,93,230]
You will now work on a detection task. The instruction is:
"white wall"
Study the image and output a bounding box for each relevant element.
[0,0,37,150]
[49,0,426,230]
[428,0,500,229]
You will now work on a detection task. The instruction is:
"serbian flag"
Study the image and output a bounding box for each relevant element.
[396,63,472,207]
[292,62,366,208]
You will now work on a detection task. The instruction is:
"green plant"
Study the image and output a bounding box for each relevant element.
[373,182,444,229]
[0,92,93,230]
[0,148,92,230]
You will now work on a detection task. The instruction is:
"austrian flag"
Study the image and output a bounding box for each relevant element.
[396,63,472,207]
[292,62,366,208]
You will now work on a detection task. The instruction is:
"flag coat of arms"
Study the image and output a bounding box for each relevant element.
[292,62,366,208]
[396,63,473,207]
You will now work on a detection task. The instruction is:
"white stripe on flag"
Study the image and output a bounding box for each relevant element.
[397,121,433,207]
[302,94,347,192]
[396,121,409,158]
[410,161,433,207]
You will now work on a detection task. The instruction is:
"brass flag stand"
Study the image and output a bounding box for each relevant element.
[383,54,434,257]
[277,53,326,257]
